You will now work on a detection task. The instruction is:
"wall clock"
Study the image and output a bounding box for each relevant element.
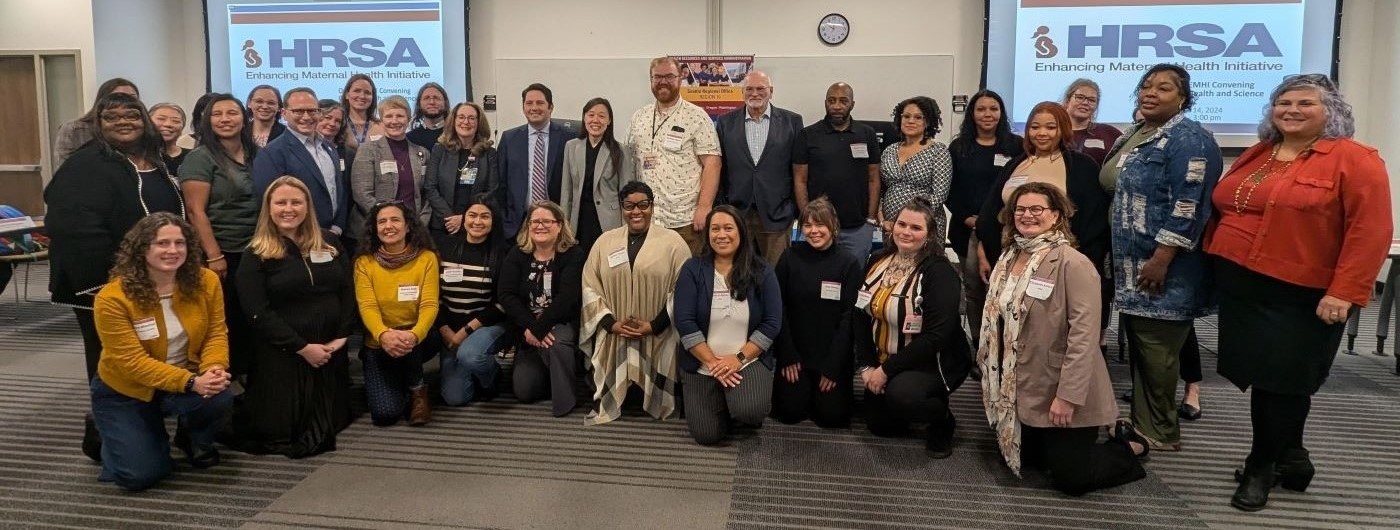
[819,13,850,46]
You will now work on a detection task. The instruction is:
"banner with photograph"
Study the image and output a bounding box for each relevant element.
[673,55,754,118]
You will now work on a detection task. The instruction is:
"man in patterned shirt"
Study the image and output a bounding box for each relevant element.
[626,56,722,256]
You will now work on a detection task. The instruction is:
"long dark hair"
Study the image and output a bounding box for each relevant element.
[701,204,762,302]
[244,84,282,119]
[869,196,943,266]
[413,82,449,125]
[359,201,434,256]
[951,90,1018,157]
[340,73,379,120]
[459,192,505,265]
[194,93,259,176]
[577,97,622,174]
[91,92,166,170]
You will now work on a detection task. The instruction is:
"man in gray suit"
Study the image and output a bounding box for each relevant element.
[715,70,803,265]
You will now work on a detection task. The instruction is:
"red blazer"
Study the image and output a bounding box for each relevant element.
[1206,138,1392,306]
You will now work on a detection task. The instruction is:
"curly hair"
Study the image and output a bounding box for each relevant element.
[110,213,206,310]
[359,201,435,256]
[891,96,942,145]
[1257,73,1354,142]
[998,182,1078,250]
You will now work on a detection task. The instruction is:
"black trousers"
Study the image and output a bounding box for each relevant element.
[1250,388,1311,462]
[76,308,102,381]
[1180,325,1203,384]
[772,366,852,428]
[864,370,950,437]
[1022,424,1146,496]
[511,324,579,417]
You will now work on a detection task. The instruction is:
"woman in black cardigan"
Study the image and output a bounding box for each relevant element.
[855,197,973,458]
[498,200,586,416]
[974,102,1109,279]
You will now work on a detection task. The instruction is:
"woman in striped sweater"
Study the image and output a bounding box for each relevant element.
[434,193,511,406]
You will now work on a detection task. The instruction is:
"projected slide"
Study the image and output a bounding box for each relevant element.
[986,0,1338,142]
[227,1,444,104]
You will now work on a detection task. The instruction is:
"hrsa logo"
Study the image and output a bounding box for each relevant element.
[260,38,428,68]
[1031,26,1058,58]
[1066,23,1282,58]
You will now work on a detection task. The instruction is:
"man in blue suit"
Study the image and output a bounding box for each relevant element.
[251,87,350,238]
[715,70,804,265]
[499,83,570,238]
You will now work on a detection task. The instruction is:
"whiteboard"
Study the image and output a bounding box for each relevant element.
[492,54,956,143]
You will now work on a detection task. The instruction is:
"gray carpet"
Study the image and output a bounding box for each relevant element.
[2,263,1398,529]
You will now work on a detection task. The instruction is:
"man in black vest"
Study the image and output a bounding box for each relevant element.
[715,70,804,265]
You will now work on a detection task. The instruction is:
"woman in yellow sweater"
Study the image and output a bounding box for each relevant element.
[355,201,440,426]
[90,212,232,491]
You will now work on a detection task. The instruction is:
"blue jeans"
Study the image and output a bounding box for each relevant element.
[440,324,510,406]
[838,223,875,263]
[361,343,426,426]
[89,376,233,491]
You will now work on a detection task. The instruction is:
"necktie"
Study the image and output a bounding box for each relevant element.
[531,131,547,204]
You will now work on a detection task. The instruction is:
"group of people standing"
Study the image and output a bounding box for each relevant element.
[41,57,1390,513]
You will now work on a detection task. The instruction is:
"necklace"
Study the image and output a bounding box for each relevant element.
[1231,146,1296,214]
[881,254,917,288]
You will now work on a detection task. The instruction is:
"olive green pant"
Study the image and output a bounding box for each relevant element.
[1123,315,1192,445]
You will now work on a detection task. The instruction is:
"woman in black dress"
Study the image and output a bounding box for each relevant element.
[232,176,356,457]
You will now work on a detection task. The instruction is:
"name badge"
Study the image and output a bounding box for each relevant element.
[855,290,873,310]
[459,166,478,185]
[369,134,383,142]
[309,250,333,263]
[662,131,684,151]
[642,155,659,170]
[543,272,553,294]
[850,143,869,159]
[993,154,1010,167]
[902,315,923,334]
[133,317,159,341]
[607,247,628,268]
[820,281,841,301]
[397,285,419,302]
[712,290,731,310]
[1026,278,1055,300]
[1084,138,1106,150]
[1006,175,1030,189]
[379,160,397,175]
[442,267,464,283]
[339,159,346,172]
[1116,150,1132,169]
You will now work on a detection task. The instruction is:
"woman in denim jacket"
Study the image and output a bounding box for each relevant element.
[1101,64,1223,453]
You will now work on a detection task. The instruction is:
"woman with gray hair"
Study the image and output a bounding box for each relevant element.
[1204,74,1392,511]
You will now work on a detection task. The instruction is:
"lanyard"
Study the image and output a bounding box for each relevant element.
[651,105,675,139]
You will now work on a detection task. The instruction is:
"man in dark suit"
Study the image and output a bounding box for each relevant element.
[499,83,570,238]
[715,70,803,265]
[251,87,350,238]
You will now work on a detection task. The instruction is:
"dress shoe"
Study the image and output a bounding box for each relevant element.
[82,413,102,463]
[1276,448,1315,492]
[925,412,956,459]
[173,425,220,469]
[409,386,432,426]
[1231,457,1276,511]
[1178,402,1202,421]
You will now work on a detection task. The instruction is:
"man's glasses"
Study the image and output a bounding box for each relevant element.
[287,108,322,117]
[651,74,679,82]
[621,200,653,212]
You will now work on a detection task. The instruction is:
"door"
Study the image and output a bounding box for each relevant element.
[0,57,43,215]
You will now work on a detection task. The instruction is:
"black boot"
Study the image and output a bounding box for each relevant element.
[1231,456,1276,512]
[82,413,102,463]
[173,423,220,469]
[1276,448,1315,492]
[925,412,956,459]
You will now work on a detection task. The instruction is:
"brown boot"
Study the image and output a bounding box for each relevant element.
[409,386,431,426]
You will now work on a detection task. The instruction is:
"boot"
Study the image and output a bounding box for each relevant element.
[1231,456,1276,512]
[82,413,102,463]
[1276,448,1315,492]
[409,386,431,426]
[925,412,956,459]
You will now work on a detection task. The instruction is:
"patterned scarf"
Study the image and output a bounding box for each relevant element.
[976,229,1069,477]
[374,245,422,270]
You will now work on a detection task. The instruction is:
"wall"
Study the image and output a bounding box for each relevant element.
[92,0,207,117]
[0,0,96,102]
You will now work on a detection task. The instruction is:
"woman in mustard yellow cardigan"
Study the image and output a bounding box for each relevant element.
[90,213,233,491]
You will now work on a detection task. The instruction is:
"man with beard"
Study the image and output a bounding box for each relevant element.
[714,70,804,266]
[500,83,570,238]
[252,87,350,237]
[407,82,450,150]
[793,83,882,260]
[626,56,721,256]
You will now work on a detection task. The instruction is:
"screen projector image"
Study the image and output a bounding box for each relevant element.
[224,1,445,105]
[985,0,1339,145]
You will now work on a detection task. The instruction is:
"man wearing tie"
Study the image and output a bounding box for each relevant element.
[714,70,803,265]
[251,87,350,241]
[499,83,569,238]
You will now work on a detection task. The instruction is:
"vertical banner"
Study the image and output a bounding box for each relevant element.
[673,55,753,119]
[229,1,444,106]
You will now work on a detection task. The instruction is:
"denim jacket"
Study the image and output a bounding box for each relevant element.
[1108,113,1223,320]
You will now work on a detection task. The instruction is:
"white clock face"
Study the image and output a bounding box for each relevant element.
[819,14,849,45]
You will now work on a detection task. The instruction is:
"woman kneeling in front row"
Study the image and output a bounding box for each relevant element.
[91,213,233,490]
[979,182,1146,495]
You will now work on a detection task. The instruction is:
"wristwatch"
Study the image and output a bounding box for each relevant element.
[736,351,747,362]
[184,374,196,393]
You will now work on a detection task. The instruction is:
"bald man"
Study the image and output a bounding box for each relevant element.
[793,83,882,260]
[714,69,805,265]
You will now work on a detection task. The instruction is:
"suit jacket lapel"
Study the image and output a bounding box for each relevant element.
[287,140,328,198]
[757,108,782,166]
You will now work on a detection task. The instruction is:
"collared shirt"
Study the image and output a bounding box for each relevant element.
[528,123,550,187]
[286,128,338,210]
[626,99,721,228]
[793,119,881,229]
[743,104,771,162]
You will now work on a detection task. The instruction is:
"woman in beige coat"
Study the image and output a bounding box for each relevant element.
[977,182,1146,496]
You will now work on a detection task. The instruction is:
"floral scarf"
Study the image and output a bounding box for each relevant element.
[976,229,1069,476]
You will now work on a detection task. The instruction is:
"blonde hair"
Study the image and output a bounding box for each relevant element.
[515,200,577,254]
[247,176,337,260]
[378,95,411,118]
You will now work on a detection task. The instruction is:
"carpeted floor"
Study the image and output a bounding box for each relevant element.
[2,263,1398,529]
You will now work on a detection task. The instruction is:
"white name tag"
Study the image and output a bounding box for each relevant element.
[820,281,841,301]
[459,166,477,185]
[850,143,869,159]
[442,267,464,283]
[339,159,346,172]
[662,131,684,151]
[993,154,1010,167]
[1026,277,1055,300]
[543,272,553,294]
[1116,151,1132,169]
[1085,138,1106,150]
[855,290,873,310]
[1006,175,1030,189]
[379,160,397,175]
[397,285,420,302]
[133,317,159,341]
[607,247,628,268]
[902,315,923,334]
[309,250,333,263]
[712,290,731,310]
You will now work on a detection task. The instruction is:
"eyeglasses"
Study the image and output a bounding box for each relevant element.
[286,108,322,117]
[742,87,771,94]
[1013,205,1052,216]
[650,74,679,82]
[1070,93,1099,104]
[529,219,560,227]
[621,200,653,212]
[99,111,143,123]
